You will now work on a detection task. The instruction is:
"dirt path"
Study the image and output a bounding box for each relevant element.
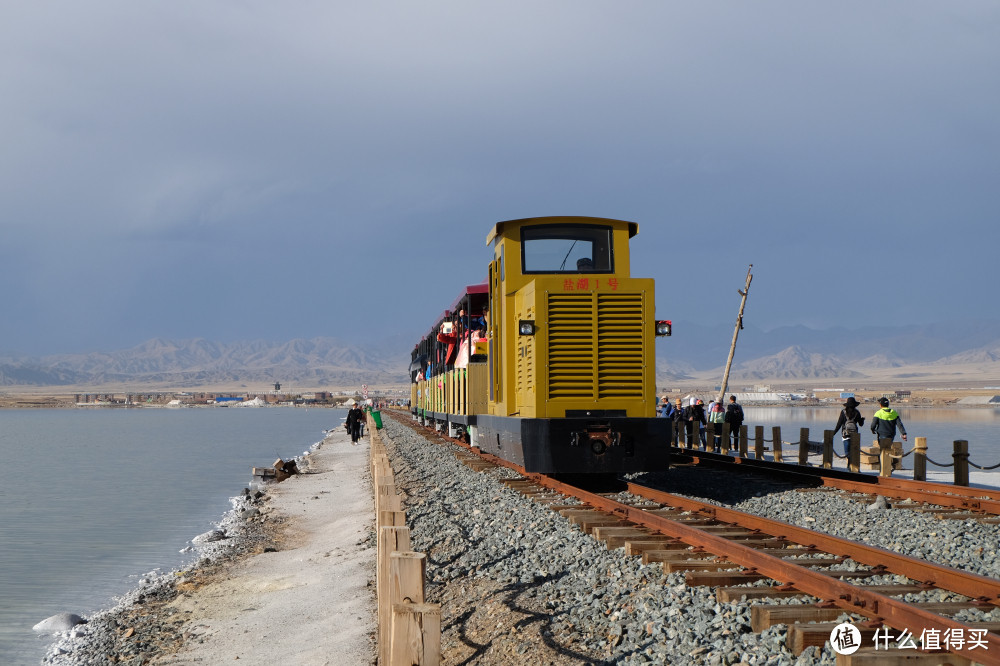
[152,428,376,666]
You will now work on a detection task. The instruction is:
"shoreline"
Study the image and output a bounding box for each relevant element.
[40,427,376,665]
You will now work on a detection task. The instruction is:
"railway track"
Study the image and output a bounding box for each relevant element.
[670,446,1000,521]
[409,417,1000,664]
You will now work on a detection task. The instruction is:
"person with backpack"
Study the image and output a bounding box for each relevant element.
[832,396,865,456]
[724,395,745,449]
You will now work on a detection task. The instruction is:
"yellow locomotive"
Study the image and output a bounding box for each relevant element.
[411,216,671,473]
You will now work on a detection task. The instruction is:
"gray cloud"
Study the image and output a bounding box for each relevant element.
[1,1,998,354]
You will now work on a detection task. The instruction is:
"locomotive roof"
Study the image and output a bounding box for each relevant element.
[486,216,638,245]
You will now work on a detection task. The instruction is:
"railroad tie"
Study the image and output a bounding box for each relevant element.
[590,526,652,549]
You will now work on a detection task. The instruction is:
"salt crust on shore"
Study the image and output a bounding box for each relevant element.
[148,426,377,665]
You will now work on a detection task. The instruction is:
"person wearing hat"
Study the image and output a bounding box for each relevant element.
[871,397,907,443]
[682,398,707,449]
[832,396,865,456]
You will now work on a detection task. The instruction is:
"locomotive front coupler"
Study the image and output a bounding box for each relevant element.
[569,422,621,455]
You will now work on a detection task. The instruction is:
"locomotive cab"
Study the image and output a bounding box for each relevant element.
[486,217,654,419]
[475,216,670,473]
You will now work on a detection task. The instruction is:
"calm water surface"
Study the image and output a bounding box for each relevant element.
[0,407,345,665]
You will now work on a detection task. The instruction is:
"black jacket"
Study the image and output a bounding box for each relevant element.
[724,402,744,425]
[871,408,906,440]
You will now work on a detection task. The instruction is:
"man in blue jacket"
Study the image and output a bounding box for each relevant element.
[871,397,907,442]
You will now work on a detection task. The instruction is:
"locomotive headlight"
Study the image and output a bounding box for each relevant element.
[655,320,672,336]
[519,320,536,336]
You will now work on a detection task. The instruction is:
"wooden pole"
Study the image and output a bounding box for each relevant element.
[848,432,860,473]
[390,602,441,666]
[378,526,412,666]
[798,428,810,466]
[822,430,833,469]
[754,425,764,460]
[878,438,894,477]
[390,551,426,605]
[913,436,927,481]
[717,265,753,406]
[772,426,782,462]
[954,440,969,487]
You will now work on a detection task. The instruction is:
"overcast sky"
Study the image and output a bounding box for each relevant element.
[2,2,998,356]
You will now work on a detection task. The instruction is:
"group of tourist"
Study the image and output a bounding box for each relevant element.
[833,395,907,455]
[658,394,744,449]
[658,392,909,457]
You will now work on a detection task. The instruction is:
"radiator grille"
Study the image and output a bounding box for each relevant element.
[546,292,645,399]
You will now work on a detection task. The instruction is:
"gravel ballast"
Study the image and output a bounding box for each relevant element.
[382,415,1000,665]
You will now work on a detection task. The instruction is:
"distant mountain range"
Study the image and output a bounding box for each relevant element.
[656,319,1000,386]
[0,336,413,390]
[2,320,999,390]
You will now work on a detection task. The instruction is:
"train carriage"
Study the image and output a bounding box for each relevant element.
[411,216,671,474]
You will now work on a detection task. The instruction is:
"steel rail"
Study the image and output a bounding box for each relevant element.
[560,479,1000,664]
[626,482,1000,604]
[673,448,1000,514]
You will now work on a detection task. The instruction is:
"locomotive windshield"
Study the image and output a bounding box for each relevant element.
[520,224,613,274]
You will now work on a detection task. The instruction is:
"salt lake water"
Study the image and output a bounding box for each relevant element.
[0,406,346,665]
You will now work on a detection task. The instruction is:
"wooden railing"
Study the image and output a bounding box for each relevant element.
[369,417,441,665]
[680,422,992,487]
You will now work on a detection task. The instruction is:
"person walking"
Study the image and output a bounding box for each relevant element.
[832,397,865,456]
[871,397,907,443]
[724,395,745,449]
[346,403,365,444]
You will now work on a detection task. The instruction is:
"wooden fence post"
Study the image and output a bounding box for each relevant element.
[848,433,860,473]
[954,440,970,487]
[913,436,927,481]
[754,425,764,460]
[721,423,730,455]
[380,510,407,528]
[877,438,893,477]
[798,428,810,466]
[390,602,441,666]
[739,425,748,458]
[378,526,412,666]
[772,427,783,462]
[390,551,426,605]
[822,430,833,469]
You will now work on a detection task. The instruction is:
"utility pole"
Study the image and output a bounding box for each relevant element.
[717,265,753,406]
